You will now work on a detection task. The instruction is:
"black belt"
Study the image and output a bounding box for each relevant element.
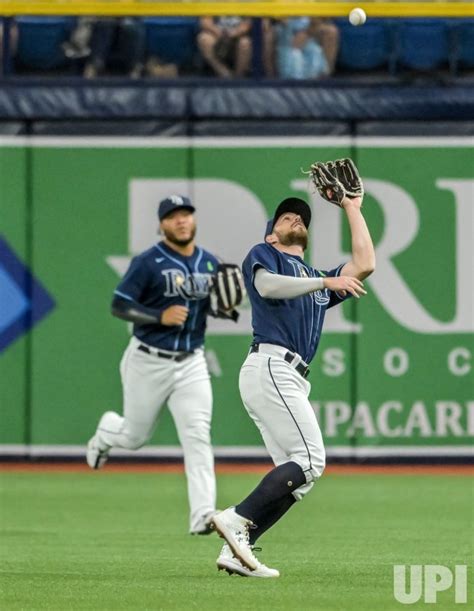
[250,343,310,379]
[138,344,194,362]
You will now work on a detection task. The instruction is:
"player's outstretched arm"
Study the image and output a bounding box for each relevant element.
[340,196,376,281]
[254,268,366,299]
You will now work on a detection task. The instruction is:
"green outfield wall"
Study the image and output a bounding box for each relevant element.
[0,135,472,457]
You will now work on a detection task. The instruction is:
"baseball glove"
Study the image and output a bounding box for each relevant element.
[209,263,246,322]
[309,158,364,207]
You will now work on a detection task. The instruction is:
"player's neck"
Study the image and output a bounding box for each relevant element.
[273,243,305,258]
[163,239,196,257]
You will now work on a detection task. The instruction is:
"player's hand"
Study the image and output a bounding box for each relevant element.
[161,305,189,326]
[323,276,367,299]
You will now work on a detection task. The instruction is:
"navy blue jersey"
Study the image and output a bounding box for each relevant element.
[242,243,350,363]
[115,241,218,351]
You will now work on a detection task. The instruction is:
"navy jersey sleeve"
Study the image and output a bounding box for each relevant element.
[242,244,279,289]
[114,256,150,302]
[318,263,352,309]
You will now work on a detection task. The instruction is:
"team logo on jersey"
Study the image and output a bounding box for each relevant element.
[162,269,212,300]
[288,259,311,280]
[313,269,331,305]
[313,289,330,306]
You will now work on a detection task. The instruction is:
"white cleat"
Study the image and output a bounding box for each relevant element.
[217,544,280,578]
[210,507,258,570]
[86,437,109,469]
[190,510,220,536]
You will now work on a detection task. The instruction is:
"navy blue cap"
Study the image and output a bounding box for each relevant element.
[264,197,311,238]
[158,195,195,221]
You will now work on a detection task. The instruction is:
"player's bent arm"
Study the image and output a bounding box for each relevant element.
[111,294,163,325]
[255,269,367,300]
[111,295,189,326]
[340,197,376,281]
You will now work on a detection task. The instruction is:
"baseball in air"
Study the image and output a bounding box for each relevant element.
[349,8,367,26]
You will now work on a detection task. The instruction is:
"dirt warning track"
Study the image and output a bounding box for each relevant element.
[0,462,472,475]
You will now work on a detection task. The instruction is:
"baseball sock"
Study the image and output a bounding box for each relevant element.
[248,492,296,545]
[235,460,306,525]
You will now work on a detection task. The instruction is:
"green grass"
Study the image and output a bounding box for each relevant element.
[0,471,472,610]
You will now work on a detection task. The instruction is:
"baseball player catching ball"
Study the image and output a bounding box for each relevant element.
[211,159,375,577]
[86,195,245,535]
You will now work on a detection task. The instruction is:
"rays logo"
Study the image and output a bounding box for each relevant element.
[169,195,185,206]
[163,269,212,300]
[287,259,309,279]
[313,289,330,306]
[313,270,330,306]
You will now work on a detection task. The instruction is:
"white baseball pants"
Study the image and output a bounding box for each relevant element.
[93,335,216,532]
[239,344,326,501]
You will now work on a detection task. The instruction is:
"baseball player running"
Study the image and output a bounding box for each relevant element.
[86,195,245,535]
[212,159,375,577]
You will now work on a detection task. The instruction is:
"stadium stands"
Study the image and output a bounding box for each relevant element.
[395,19,451,73]
[144,17,198,67]
[454,19,474,72]
[4,17,474,80]
[16,17,75,71]
[335,19,393,73]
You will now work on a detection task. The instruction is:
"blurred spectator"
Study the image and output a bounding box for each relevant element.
[145,57,178,78]
[83,18,145,78]
[309,18,340,75]
[142,17,198,79]
[262,18,277,77]
[0,19,18,74]
[197,17,252,78]
[276,17,329,79]
[62,18,93,60]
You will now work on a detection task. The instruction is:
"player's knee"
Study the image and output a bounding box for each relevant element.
[291,452,325,502]
[122,432,149,450]
[120,424,151,450]
[302,457,326,486]
[309,451,326,481]
[290,448,325,484]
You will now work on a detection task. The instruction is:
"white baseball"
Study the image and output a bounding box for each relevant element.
[349,8,366,26]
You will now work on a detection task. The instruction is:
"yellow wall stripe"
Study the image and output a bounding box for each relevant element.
[2,1,474,18]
